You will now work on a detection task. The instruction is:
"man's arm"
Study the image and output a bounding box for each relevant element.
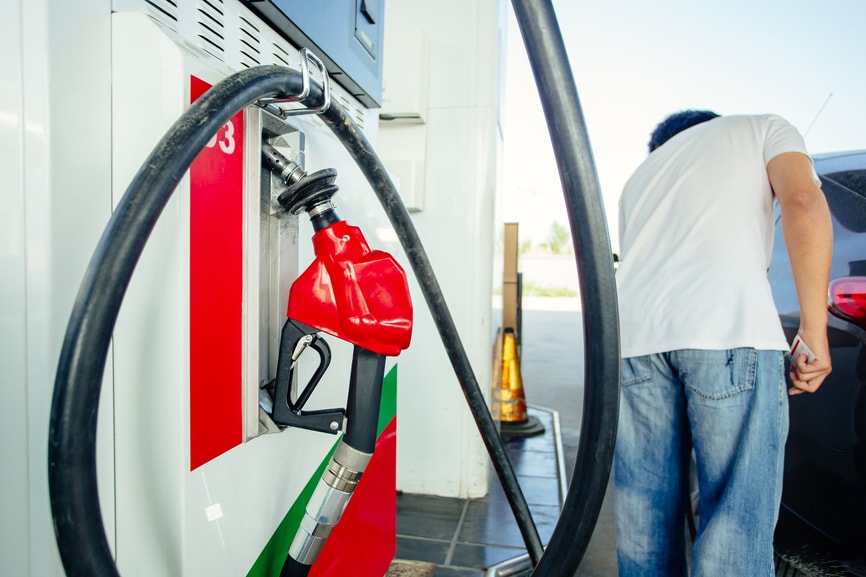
[767,151,833,395]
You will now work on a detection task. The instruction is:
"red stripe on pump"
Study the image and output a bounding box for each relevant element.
[189,76,245,470]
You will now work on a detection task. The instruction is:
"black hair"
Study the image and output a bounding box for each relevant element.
[648,109,720,152]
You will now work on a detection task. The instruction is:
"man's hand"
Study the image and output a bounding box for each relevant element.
[788,331,831,395]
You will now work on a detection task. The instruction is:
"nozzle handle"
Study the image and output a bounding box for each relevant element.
[271,318,344,435]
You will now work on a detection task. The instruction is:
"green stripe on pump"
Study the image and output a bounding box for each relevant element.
[246,365,398,577]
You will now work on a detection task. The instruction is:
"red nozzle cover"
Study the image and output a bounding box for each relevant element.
[287,220,413,356]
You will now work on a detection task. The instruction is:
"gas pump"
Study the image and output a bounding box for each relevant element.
[46,3,408,574]
[44,1,619,577]
[48,59,411,576]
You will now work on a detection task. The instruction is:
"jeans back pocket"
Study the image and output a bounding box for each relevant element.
[675,348,757,400]
[621,356,653,387]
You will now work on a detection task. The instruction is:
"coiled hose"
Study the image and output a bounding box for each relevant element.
[48,1,619,575]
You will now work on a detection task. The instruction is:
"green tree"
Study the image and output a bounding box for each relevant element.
[543,221,572,255]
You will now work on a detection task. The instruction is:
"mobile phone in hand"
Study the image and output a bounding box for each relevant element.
[790,335,816,364]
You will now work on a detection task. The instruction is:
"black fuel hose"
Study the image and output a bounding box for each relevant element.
[511,1,621,574]
[48,65,543,575]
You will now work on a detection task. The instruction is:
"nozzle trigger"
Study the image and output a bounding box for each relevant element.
[270,318,343,434]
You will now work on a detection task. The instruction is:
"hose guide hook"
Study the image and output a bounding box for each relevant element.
[256,47,332,118]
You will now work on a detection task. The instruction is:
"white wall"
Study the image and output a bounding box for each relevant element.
[379,0,506,498]
[0,0,113,575]
[0,1,31,574]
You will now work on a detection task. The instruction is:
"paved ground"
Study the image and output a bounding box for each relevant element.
[518,298,618,577]
[395,408,564,576]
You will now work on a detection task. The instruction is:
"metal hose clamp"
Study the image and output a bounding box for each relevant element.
[258,48,332,117]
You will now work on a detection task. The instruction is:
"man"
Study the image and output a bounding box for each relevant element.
[614,110,833,576]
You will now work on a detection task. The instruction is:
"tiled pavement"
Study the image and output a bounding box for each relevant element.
[395,408,564,576]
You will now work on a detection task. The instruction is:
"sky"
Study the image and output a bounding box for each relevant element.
[501,0,866,251]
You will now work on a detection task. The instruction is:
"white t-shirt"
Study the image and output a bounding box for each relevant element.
[616,114,815,358]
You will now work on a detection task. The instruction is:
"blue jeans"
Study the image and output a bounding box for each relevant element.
[614,349,789,577]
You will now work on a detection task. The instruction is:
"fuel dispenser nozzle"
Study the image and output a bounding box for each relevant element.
[262,143,413,576]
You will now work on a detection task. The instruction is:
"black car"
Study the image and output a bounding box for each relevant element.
[768,150,866,561]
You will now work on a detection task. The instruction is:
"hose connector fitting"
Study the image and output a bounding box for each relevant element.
[287,442,373,566]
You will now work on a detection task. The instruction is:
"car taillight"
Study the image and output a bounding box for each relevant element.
[829,276,866,330]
